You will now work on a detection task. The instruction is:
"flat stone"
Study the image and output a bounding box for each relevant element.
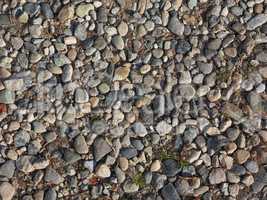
[118,21,128,36]
[235,150,250,164]
[114,65,130,81]
[155,121,172,136]
[132,122,148,137]
[162,159,180,177]
[16,156,34,173]
[0,90,15,104]
[58,5,75,22]
[93,137,112,162]
[44,168,64,185]
[0,160,15,178]
[74,135,89,154]
[209,168,226,184]
[91,119,107,134]
[3,78,24,91]
[123,180,139,193]
[75,88,89,103]
[161,183,181,200]
[179,84,196,101]
[0,15,11,26]
[112,35,124,50]
[76,3,94,18]
[247,14,267,30]
[0,182,15,200]
[95,164,111,178]
[63,149,81,164]
[168,16,184,36]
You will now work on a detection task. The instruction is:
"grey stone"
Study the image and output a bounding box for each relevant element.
[74,135,89,154]
[0,160,15,178]
[245,161,259,174]
[151,173,167,191]
[16,156,34,173]
[161,183,181,200]
[44,168,64,185]
[209,168,226,184]
[75,23,87,41]
[14,131,30,147]
[44,188,57,200]
[132,122,148,137]
[168,16,184,36]
[162,159,180,177]
[0,90,15,104]
[112,35,124,50]
[120,147,138,159]
[123,180,139,193]
[40,3,54,18]
[93,137,112,162]
[155,121,172,136]
[63,149,81,164]
[247,14,267,30]
[179,85,195,101]
[75,88,89,103]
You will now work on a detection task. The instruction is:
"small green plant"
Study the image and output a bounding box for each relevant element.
[159,149,177,160]
[132,172,145,188]
[179,160,189,169]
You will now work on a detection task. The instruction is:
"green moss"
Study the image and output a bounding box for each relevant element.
[132,172,145,188]
[179,160,189,169]
[159,149,177,161]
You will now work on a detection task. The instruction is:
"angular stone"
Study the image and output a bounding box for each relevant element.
[0,90,15,104]
[209,168,226,184]
[0,182,15,200]
[247,14,267,30]
[93,137,112,162]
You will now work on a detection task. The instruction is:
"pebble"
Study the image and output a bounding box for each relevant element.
[75,88,89,103]
[76,3,94,18]
[93,137,112,162]
[150,160,161,172]
[235,150,250,164]
[132,122,148,137]
[0,90,15,104]
[155,121,172,136]
[74,135,89,154]
[0,182,15,200]
[168,15,184,36]
[161,183,181,200]
[96,164,111,178]
[112,35,124,50]
[209,168,226,184]
[44,168,64,185]
[247,14,267,30]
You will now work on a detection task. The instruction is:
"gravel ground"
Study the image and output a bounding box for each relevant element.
[0,0,267,200]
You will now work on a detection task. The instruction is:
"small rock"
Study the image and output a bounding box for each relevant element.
[93,137,112,162]
[75,88,89,103]
[96,164,111,178]
[44,168,64,185]
[114,65,130,81]
[0,90,15,104]
[235,150,250,164]
[209,168,226,184]
[132,122,148,137]
[0,160,15,178]
[3,78,24,91]
[112,35,124,50]
[16,156,34,173]
[151,160,161,172]
[123,180,139,193]
[118,21,128,36]
[155,121,172,136]
[0,182,15,200]
[168,15,184,36]
[161,183,181,200]
[76,3,94,18]
[74,135,88,154]
[247,14,267,30]
[58,5,75,22]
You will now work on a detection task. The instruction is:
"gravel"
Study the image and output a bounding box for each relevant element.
[0,0,266,199]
